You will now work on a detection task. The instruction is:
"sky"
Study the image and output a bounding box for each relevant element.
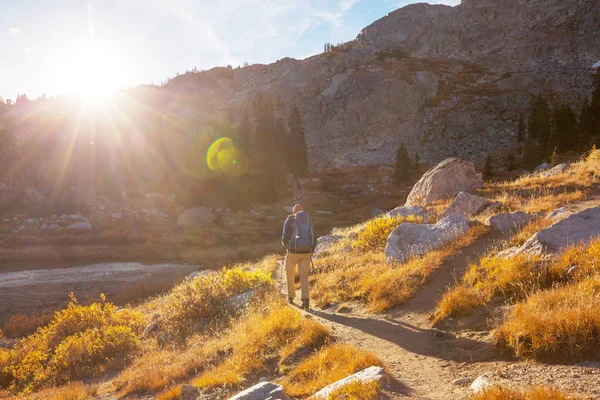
[0,0,459,101]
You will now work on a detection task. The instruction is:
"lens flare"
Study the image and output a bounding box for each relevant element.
[206,137,249,177]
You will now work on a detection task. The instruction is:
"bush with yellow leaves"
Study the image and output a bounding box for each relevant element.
[0,299,144,394]
[352,214,422,252]
[161,267,273,340]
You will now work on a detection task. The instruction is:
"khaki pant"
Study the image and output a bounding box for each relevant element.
[285,251,312,300]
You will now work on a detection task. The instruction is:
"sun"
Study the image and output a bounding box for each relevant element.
[53,40,131,105]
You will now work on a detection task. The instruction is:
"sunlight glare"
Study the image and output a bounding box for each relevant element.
[53,40,131,105]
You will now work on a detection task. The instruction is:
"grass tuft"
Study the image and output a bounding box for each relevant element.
[470,385,577,400]
[352,214,422,252]
[281,344,385,398]
[327,380,380,400]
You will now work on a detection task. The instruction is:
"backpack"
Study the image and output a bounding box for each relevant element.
[289,211,314,254]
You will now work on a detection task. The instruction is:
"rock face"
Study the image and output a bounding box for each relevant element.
[518,206,600,255]
[312,366,390,399]
[177,207,216,228]
[387,205,430,221]
[542,163,569,177]
[227,382,288,400]
[314,235,343,258]
[385,214,470,264]
[439,192,493,219]
[405,158,483,206]
[485,211,532,232]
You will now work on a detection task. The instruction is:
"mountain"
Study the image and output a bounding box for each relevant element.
[153,0,599,169]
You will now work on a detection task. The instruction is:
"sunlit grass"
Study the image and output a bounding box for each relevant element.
[470,386,578,400]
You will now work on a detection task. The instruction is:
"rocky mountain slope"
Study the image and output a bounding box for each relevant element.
[153,0,599,169]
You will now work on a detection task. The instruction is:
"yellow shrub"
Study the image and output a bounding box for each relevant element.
[496,275,600,361]
[281,344,385,397]
[352,214,421,252]
[1,302,144,394]
[470,385,577,400]
[2,311,54,339]
[327,380,380,400]
[161,267,273,340]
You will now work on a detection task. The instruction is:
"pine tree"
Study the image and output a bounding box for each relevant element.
[483,155,493,179]
[551,104,579,152]
[550,147,558,167]
[414,153,421,167]
[394,143,412,182]
[527,95,552,158]
[286,107,309,177]
[523,139,541,171]
[590,70,600,144]
[517,112,526,143]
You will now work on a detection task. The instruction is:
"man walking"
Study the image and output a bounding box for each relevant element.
[281,204,316,310]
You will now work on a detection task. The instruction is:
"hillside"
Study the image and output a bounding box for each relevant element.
[1,148,599,400]
[154,0,599,168]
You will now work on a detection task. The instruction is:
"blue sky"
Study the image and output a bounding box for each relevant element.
[0,0,459,101]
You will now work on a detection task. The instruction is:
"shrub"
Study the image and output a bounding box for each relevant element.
[352,214,421,252]
[281,344,385,397]
[327,380,380,400]
[1,300,144,394]
[432,285,486,322]
[470,385,577,400]
[496,275,600,361]
[2,311,55,338]
[161,267,273,340]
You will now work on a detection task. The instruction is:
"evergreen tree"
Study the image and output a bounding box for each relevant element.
[590,71,600,143]
[517,112,526,143]
[523,139,541,171]
[551,104,579,152]
[483,155,493,179]
[394,143,412,182]
[286,107,309,177]
[527,95,552,157]
[580,99,593,144]
[550,147,558,167]
[414,153,421,167]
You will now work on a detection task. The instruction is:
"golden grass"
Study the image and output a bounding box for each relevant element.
[496,275,600,361]
[1,382,98,400]
[116,292,330,396]
[506,217,555,248]
[470,386,577,400]
[352,214,422,252]
[434,238,600,323]
[326,380,380,400]
[156,385,182,400]
[315,225,488,312]
[192,294,330,390]
[480,148,599,215]
[280,344,385,397]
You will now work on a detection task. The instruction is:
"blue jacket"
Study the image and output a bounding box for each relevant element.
[282,211,316,250]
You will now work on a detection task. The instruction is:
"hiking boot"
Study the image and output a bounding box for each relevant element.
[301,299,310,310]
[288,297,294,304]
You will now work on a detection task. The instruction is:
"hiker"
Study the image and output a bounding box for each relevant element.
[281,204,316,310]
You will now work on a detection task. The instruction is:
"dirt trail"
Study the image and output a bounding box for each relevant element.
[277,230,507,399]
[276,185,600,399]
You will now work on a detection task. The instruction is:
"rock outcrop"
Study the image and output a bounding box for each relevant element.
[312,366,390,399]
[177,207,216,228]
[439,192,493,219]
[385,214,470,264]
[314,235,343,258]
[405,158,483,206]
[227,382,288,400]
[485,211,532,232]
[387,205,430,221]
[518,206,600,255]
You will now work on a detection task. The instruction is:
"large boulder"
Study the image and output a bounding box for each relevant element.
[312,366,390,399]
[484,211,533,232]
[227,381,288,400]
[439,192,493,219]
[385,214,470,264]
[177,207,216,228]
[387,205,429,221]
[518,206,600,255]
[542,163,569,177]
[314,235,343,258]
[405,158,483,206]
